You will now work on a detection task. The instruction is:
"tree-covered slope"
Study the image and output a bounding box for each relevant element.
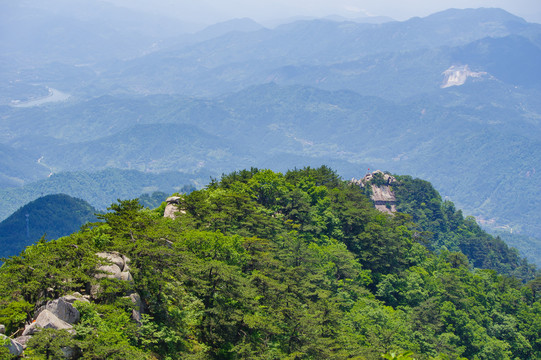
[0,167,539,359]
[387,175,536,278]
[0,194,97,260]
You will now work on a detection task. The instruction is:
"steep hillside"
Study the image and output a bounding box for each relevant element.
[0,194,97,260]
[0,167,539,359]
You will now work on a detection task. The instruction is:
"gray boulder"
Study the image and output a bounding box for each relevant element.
[164,196,186,219]
[36,298,80,324]
[95,263,123,279]
[0,324,4,334]
[62,292,90,304]
[95,252,132,278]
[14,335,32,349]
[23,310,73,336]
[120,271,133,282]
[96,252,125,270]
[1,334,24,356]
[122,255,131,270]
[128,293,146,324]
[90,284,101,299]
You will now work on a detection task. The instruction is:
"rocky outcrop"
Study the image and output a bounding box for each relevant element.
[164,196,185,219]
[13,335,31,349]
[91,252,134,298]
[128,292,146,324]
[1,334,24,356]
[441,65,487,88]
[353,170,397,214]
[35,297,80,324]
[62,292,90,304]
[22,309,74,336]
[95,252,132,281]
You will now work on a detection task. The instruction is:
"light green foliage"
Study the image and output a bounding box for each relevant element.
[25,328,74,360]
[381,351,416,360]
[0,300,33,335]
[73,301,148,359]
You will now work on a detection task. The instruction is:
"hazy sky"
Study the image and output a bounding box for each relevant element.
[106,0,541,25]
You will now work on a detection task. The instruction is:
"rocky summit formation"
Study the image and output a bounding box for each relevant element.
[353,170,397,214]
[95,251,132,281]
[22,309,74,336]
[441,65,488,88]
[93,252,145,323]
[1,251,143,357]
[164,196,185,219]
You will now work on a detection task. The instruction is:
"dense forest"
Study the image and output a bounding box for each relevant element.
[0,167,539,359]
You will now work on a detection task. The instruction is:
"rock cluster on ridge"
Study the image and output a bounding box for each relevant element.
[95,251,132,281]
[164,196,186,219]
[352,170,397,214]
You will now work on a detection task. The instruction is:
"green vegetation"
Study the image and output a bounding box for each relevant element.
[0,167,539,359]
[389,175,536,281]
[489,231,541,268]
[0,194,97,261]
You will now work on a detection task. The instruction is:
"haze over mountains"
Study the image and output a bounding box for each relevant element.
[1,1,540,263]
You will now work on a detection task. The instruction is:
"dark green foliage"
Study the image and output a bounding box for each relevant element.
[0,194,97,260]
[26,328,75,359]
[0,167,538,359]
[392,175,537,281]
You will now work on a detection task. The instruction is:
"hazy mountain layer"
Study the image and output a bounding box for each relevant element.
[0,169,204,222]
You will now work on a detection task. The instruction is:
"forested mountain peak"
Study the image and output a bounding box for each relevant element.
[0,194,97,261]
[0,167,539,359]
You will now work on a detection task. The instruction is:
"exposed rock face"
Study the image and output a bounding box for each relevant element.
[13,335,31,349]
[128,293,146,324]
[96,252,126,270]
[92,252,133,299]
[0,324,4,334]
[441,65,487,88]
[353,170,397,214]
[1,334,23,356]
[35,298,80,324]
[95,264,123,279]
[95,252,132,281]
[22,309,73,336]
[164,196,186,219]
[62,292,90,304]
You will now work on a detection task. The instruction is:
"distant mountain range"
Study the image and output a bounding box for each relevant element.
[0,168,201,222]
[1,5,540,263]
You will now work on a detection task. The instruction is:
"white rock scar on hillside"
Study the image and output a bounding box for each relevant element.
[441,65,487,88]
